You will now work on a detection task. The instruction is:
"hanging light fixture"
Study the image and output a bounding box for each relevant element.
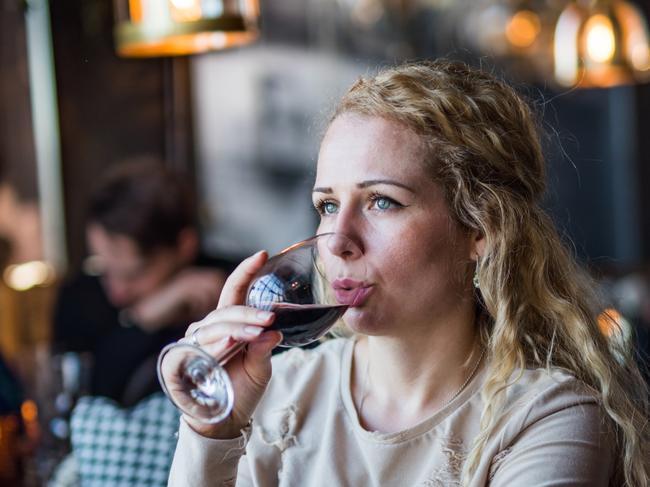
[113,0,260,57]
[554,0,650,87]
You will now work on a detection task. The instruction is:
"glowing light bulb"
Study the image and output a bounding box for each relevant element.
[585,14,616,63]
[169,0,201,22]
[21,400,38,423]
[3,261,55,291]
[506,10,541,48]
[170,0,196,9]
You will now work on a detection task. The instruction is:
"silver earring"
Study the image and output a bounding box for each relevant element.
[473,258,480,289]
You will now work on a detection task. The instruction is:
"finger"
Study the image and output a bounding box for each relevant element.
[185,305,274,337]
[246,331,283,358]
[189,321,271,346]
[217,251,268,308]
[200,329,278,359]
[242,331,283,385]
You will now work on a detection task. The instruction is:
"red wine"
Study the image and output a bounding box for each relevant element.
[268,303,348,347]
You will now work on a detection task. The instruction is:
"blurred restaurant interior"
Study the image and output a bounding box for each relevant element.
[1,0,650,484]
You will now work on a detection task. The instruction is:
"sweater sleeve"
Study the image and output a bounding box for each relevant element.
[488,401,615,486]
[167,418,252,487]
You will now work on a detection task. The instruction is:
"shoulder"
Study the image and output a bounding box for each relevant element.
[57,272,104,298]
[53,272,116,343]
[500,367,600,418]
[488,366,609,453]
[483,367,616,485]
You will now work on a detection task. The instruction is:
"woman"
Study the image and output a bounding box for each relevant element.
[166,60,649,486]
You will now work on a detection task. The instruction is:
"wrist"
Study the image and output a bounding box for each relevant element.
[183,414,252,440]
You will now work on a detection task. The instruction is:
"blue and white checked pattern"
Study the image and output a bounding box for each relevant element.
[70,394,180,487]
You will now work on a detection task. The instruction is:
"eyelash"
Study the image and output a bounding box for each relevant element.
[313,192,403,215]
[369,191,402,210]
[313,199,336,216]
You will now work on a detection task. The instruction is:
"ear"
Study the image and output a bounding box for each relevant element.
[176,227,199,264]
[470,230,486,261]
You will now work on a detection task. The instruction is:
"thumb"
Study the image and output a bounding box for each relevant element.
[243,331,283,383]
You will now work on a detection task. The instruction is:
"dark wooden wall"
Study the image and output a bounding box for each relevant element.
[49,0,195,275]
[0,1,38,201]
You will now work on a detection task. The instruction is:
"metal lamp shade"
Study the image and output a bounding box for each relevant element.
[554,0,650,87]
[113,0,259,57]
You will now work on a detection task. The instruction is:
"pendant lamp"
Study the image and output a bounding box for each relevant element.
[554,0,650,87]
[113,0,260,57]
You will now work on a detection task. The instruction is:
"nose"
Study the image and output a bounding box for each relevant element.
[325,233,363,260]
[317,199,366,258]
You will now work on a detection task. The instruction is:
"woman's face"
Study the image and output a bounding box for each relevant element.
[314,113,477,336]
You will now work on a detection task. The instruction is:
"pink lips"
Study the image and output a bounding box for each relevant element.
[332,278,373,307]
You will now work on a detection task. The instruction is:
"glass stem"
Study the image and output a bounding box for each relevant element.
[214,340,247,366]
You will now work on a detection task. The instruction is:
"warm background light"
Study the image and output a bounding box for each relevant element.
[506,10,541,49]
[21,400,38,423]
[585,14,616,62]
[3,261,55,292]
[170,0,196,8]
[128,0,143,23]
[598,308,628,338]
[554,0,650,87]
[169,0,202,23]
[114,0,259,57]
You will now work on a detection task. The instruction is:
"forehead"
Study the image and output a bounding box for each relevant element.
[316,113,428,185]
[87,224,142,263]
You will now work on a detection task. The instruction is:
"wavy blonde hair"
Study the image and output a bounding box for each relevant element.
[333,59,649,486]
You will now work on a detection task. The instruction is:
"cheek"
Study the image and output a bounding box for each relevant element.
[376,223,469,292]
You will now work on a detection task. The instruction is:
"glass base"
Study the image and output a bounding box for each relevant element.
[157,342,234,424]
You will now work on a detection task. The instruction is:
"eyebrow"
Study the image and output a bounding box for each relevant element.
[312,179,415,194]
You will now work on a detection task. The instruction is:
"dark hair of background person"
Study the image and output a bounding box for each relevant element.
[87,159,197,255]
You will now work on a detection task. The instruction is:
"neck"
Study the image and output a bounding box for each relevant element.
[353,305,482,432]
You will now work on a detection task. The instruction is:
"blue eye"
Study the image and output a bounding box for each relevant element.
[316,200,338,215]
[371,195,400,211]
[375,197,392,210]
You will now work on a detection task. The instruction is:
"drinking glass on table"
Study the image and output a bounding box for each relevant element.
[157,233,365,423]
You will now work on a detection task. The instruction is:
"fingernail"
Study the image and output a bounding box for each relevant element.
[243,326,263,336]
[256,310,274,321]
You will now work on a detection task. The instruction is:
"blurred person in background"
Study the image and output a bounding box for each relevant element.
[53,160,236,406]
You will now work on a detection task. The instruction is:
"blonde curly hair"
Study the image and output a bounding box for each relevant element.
[333,59,649,486]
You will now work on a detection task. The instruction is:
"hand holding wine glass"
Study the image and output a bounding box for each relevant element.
[166,251,282,438]
[157,233,365,438]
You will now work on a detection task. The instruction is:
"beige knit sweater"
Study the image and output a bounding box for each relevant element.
[168,338,616,486]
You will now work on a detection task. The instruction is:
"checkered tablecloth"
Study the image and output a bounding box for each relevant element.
[70,394,180,487]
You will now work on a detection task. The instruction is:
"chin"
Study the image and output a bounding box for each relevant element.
[341,308,384,336]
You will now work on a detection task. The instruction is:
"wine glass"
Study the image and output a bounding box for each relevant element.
[157,233,365,423]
